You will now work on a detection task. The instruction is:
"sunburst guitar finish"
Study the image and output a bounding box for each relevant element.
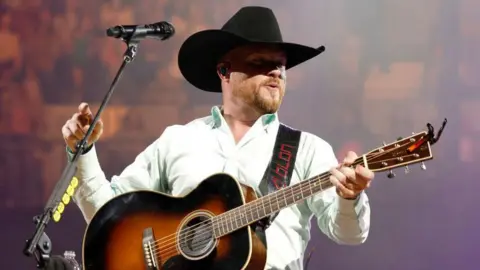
[82,174,267,270]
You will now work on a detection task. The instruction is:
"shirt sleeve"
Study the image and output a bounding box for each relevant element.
[303,134,371,245]
[70,126,173,223]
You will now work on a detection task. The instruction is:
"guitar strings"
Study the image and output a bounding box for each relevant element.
[154,173,338,259]
[147,140,415,257]
[152,157,370,256]
[149,147,395,256]
[154,150,420,257]
[157,152,424,258]
[149,146,399,257]
[149,154,379,256]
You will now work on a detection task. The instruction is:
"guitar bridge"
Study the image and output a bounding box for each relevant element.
[142,227,159,270]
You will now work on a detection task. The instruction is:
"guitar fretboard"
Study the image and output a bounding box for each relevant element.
[212,156,364,237]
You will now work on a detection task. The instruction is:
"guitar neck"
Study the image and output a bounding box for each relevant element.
[211,125,443,237]
[212,156,366,237]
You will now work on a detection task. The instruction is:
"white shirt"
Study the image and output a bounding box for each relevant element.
[72,106,370,270]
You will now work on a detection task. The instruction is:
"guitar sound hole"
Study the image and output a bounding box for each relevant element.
[178,211,216,260]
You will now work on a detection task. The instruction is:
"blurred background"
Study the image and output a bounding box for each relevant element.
[0,0,479,269]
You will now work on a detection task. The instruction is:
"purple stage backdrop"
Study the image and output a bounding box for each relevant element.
[0,0,479,269]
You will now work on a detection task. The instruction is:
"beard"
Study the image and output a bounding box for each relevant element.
[232,79,285,114]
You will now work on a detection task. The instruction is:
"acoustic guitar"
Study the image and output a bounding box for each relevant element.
[81,119,446,270]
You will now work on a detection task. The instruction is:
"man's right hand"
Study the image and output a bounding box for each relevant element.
[62,102,103,153]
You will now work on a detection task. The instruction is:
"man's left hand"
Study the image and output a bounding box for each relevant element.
[330,151,375,200]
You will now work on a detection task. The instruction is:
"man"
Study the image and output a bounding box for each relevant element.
[63,6,374,270]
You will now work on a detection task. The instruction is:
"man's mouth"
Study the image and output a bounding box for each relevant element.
[265,82,279,89]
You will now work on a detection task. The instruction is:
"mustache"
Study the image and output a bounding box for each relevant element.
[262,79,282,87]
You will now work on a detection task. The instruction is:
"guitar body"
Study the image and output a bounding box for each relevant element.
[82,173,267,270]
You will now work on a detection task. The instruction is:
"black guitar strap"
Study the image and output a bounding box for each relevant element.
[258,123,302,228]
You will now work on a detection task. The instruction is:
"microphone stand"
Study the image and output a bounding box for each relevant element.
[23,33,143,269]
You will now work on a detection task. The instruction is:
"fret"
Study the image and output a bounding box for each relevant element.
[282,191,289,208]
[307,181,313,196]
[261,197,267,216]
[227,212,232,232]
[308,178,314,198]
[240,208,247,228]
[217,219,223,237]
[282,189,288,206]
[271,194,277,213]
[233,209,239,230]
[275,191,281,211]
[249,204,257,222]
[284,188,292,205]
[272,194,277,211]
[244,205,250,224]
[275,192,282,210]
[220,215,225,236]
[223,212,228,233]
[248,203,253,223]
[298,182,309,198]
[321,178,332,190]
[315,176,323,192]
[296,184,304,202]
[289,189,296,204]
[214,219,219,237]
[214,217,219,236]
[238,208,244,228]
[268,194,275,214]
[265,195,273,214]
[244,208,249,225]
[290,186,297,204]
[237,209,243,229]
[255,201,261,220]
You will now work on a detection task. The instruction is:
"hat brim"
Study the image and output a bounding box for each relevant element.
[178,30,325,93]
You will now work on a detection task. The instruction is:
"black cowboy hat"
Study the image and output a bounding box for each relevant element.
[177,6,326,93]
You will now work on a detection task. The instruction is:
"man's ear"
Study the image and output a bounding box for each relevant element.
[217,62,231,79]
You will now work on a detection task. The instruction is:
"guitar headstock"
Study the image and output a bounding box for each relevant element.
[364,118,447,177]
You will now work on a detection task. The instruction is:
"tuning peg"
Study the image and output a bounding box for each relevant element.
[382,141,387,146]
[420,162,427,170]
[404,165,410,174]
[387,170,396,178]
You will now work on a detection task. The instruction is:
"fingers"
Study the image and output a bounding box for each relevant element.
[343,151,358,165]
[330,164,374,198]
[65,116,85,141]
[61,124,72,141]
[78,102,93,118]
[330,167,357,198]
[75,103,103,133]
[355,165,374,188]
[89,118,104,143]
[62,103,103,151]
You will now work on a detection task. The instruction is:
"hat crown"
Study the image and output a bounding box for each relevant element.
[221,6,283,43]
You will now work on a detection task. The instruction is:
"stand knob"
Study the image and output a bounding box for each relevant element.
[420,162,427,170]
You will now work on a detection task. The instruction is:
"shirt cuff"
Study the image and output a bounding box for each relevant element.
[66,144,102,181]
[66,143,94,157]
[336,191,368,217]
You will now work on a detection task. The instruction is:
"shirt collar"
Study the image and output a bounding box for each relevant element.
[210,105,279,133]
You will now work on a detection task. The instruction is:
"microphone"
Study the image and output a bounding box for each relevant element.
[106,21,175,41]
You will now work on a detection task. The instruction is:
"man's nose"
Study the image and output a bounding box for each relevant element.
[268,66,286,80]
